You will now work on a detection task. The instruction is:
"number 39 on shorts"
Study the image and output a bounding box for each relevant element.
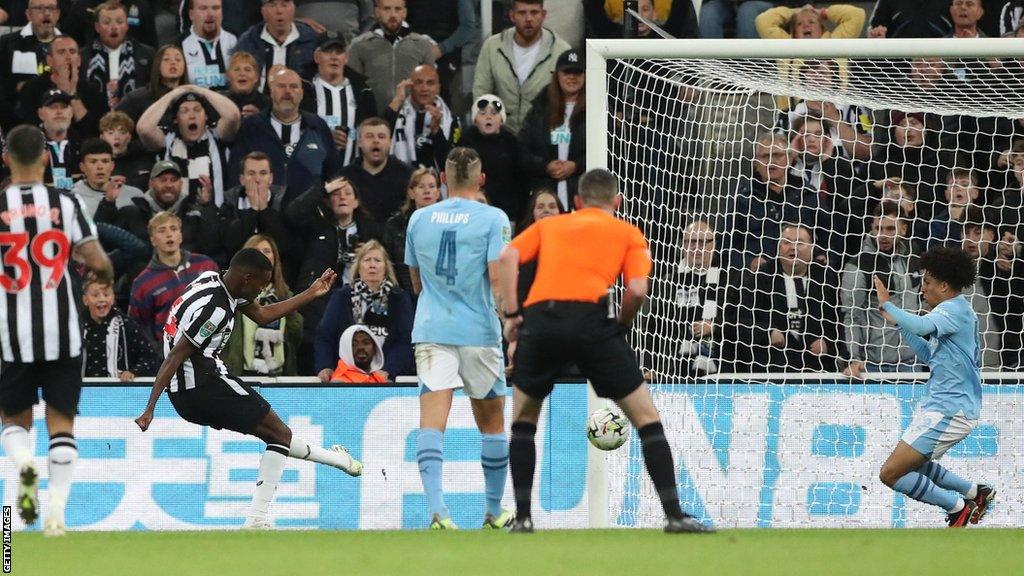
[0,230,70,293]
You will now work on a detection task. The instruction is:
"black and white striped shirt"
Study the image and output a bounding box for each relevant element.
[313,76,357,165]
[164,271,249,392]
[270,116,302,159]
[181,29,238,90]
[0,183,98,363]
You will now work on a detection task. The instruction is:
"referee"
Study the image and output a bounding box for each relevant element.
[497,168,713,534]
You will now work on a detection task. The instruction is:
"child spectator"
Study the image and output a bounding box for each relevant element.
[81,274,160,379]
[460,94,529,225]
[330,324,389,383]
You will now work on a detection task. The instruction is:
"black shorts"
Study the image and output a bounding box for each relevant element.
[513,301,643,401]
[169,375,271,435]
[0,356,83,416]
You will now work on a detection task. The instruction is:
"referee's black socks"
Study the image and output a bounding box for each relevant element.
[509,421,537,521]
[638,422,685,521]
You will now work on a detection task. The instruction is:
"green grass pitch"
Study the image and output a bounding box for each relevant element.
[11,529,1024,576]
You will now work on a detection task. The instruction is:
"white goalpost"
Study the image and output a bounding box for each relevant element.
[585,38,1024,528]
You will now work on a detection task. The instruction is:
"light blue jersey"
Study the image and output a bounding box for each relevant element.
[405,197,511,347]
[883,295,982,419]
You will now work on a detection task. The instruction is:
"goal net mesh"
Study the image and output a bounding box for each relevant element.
[603,53,1024,528]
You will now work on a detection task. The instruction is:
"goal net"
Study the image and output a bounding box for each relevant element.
[589,39,1024,528]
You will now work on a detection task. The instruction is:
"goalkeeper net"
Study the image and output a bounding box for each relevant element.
[592,39,1024,528]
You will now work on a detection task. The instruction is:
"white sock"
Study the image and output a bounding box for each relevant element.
[948,499,965,514]
[966,484,978,499]
[289,436,353,469]
[1,425,33,468]
[248,444,288,520]
[48,434,77,518]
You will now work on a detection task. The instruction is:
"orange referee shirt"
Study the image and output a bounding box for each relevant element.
[511,207,652,307]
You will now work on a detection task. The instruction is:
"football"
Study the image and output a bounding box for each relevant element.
[586,407,631,450]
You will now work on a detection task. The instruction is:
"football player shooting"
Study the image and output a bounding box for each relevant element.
[135,249,362,529]
[874,246,995,527]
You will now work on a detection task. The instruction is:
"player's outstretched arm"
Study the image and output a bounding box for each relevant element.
[135,336,198,432]
[242,268,337,326]
[874,275,942,337]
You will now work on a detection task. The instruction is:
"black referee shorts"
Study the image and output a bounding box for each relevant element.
[169,375,272,435]
[513,300,643,401]
[0,356,83,416]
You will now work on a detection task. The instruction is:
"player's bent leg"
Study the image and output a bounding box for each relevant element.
[2,408,38,527]
[471,396,512,528]
[43,405,77,536]
[419,389,456,527]
[880,441,974,526]
[613,384,713,534]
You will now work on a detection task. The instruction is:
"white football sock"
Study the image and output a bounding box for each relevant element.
[247,444,288,521]
[1,425,33,468]
[966,484,978,499]
[289,436,354,470]
[48,434,77,518]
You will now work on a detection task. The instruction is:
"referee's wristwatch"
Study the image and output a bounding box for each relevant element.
[503,309,522,319]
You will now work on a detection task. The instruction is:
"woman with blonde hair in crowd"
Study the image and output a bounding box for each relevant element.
[314,240,414,382]
[223,234,304,376]
[382,167,441,292]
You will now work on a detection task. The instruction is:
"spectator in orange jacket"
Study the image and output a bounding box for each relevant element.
[331,324,388,383]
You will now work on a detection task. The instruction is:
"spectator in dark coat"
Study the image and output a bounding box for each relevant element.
[226,51,272,119]
[459,93,529,225]
[586,0,699,39]
[234,0,320,83]
[81,273,160,379]
[81,1,154,114]
[518,49,586,212]
[17,35,105,136]
[284,174,382,372]
[95,160,222,257]
[736,223,845,372]
[220,151,295,271]
[117,44,191,121]
[314,239,415,380]
[381,166,441,291]
[99,110,155,191]
[341,116,413,222]
[868,0,953,38]
[229,67,341,210]
[0,0,62,119]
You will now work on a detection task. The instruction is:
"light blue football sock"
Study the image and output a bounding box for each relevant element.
[917,460,974,497]
[892,471,962,512]
[481,433,508,517]
[417,428,448,519]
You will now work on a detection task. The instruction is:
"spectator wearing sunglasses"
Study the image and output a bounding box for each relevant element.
[459,94,530,225]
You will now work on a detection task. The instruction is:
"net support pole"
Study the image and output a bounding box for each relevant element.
[585,40,611,529]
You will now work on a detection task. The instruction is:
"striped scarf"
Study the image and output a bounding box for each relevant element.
[392,96,454,168]
[85,40,137,103]
[350,279,393,340]
[164,129,226,207]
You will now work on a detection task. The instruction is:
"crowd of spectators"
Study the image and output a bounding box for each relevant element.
[0,0,1022,382]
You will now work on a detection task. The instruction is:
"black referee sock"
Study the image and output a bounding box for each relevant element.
[638,422,685,521]
[509,421,537,521]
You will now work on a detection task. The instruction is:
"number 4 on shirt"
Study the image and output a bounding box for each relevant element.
[435,230,458,286]
[0,230,70,293]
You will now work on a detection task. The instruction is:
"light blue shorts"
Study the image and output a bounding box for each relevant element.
[901,411,976,459]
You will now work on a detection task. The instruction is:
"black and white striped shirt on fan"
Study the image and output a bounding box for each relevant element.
[0,183,97,363]
[164,271,250,392]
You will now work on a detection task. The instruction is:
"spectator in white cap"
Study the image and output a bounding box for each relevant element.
[459,93,529,225]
